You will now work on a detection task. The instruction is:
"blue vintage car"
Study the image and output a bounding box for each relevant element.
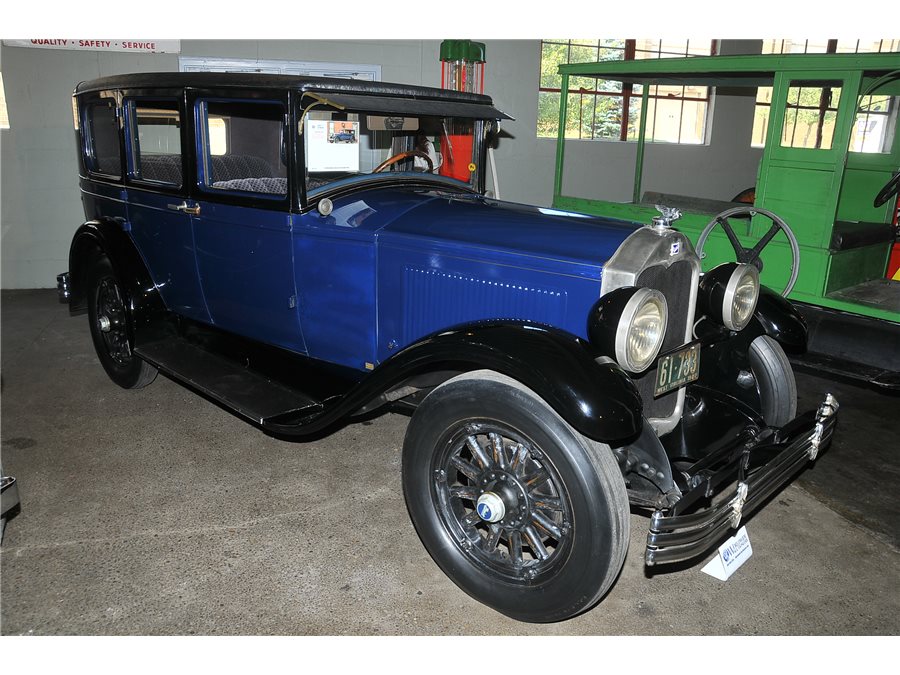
[59,72,838,622]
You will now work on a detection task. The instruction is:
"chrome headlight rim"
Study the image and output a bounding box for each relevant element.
[614,288,668,374]
[722,263,760,331]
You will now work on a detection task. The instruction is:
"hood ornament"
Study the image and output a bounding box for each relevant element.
[652,204,682,230]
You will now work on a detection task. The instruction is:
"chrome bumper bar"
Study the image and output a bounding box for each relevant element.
[645,393,839,567]
[57,272,71,303]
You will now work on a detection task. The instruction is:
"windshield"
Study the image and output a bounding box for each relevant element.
[301,109,484,194]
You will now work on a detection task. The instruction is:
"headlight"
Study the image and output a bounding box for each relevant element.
[588,287,668,374]
[698,263,760,331]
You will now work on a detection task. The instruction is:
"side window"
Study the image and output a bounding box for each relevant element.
[129,100,183,186]
[199,100,287,197]
[85,99,121,177]
[780,81,842,150]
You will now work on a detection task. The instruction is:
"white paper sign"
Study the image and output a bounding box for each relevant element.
[701,526,753,581]
[3,39,180,54]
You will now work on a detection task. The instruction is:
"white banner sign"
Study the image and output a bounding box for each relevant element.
[3,39,180,54]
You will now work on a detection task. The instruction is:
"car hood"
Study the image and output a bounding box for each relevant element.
[373,191,645,268]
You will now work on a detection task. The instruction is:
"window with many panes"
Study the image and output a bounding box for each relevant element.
[537,39,716,144]
[751,39,900,150]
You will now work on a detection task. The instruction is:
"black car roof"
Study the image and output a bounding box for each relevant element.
[75,72,513,120]
[75,71,489,104]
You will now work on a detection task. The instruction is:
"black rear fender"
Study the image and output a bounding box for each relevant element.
[67,219,166,340]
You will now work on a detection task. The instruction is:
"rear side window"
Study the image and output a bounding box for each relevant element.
[198,99,287,197]
[128,100,183,187]
[85,99,121,177]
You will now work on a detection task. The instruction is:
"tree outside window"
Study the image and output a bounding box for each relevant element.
[537,39,715,143]
[752,39,900,151]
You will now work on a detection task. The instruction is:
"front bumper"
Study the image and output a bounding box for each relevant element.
[645,393,838,567]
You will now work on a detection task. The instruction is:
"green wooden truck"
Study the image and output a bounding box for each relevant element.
[550,52,900,388]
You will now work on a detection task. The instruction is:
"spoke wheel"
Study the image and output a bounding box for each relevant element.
[696,206,801,297]
[96,276,132,366]
[434,421,573,582]
[403,370,629,623]
[87,255,157,389]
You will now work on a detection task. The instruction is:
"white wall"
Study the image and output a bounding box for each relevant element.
[0,39,761,289]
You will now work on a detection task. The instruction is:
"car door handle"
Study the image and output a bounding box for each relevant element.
[168,201,201,215]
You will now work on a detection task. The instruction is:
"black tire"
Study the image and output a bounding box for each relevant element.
[748,335,796,427]
[402,370,629,623]
[87,255,157,389]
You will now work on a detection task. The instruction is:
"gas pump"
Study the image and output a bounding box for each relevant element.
[439,40,486,183]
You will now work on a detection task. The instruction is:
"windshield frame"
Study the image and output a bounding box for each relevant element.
[293,91,491,211]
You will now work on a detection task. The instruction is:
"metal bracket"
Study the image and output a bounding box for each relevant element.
[728,481,749,529]
[810,393,839,460]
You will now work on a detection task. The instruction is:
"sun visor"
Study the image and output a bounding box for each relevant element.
[302,91,513,121]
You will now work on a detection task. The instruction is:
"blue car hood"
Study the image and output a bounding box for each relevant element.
[376,193,644,268]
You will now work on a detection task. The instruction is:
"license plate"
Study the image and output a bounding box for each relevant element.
[654,342,701,397]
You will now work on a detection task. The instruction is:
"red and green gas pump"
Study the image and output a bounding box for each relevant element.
[439,40,486,183]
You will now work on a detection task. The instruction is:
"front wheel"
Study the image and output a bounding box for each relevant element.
[402,370,629,623]
[87,255,157,389]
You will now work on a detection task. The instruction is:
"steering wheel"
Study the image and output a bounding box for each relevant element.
[874,171,900,208]
[373,150,434,174]
[696,206,801,297]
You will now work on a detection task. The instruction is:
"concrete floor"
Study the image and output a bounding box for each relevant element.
[1,288,898,635]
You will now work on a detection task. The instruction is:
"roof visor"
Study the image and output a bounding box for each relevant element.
[301,91,513,121]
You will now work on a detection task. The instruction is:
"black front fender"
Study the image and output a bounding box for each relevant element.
[749,286,808,352]
[266,322,644,444]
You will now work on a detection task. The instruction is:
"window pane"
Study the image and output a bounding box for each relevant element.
[537,91,561,138]
[593,95,625,140]
[131,100,182,186]
[87,101,120,176]
[781,83,842,150]
[203,100,287,196]
[850,95,897,153]
[648,97,684,143]
[540,42,568,90]
[679,99,707,144]
[568,44,599,64]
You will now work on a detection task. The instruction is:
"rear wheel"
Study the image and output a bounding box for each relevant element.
[402,370,629,622]
[87,255,157,389]
[748,335,796,426]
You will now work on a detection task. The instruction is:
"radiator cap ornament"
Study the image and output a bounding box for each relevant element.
[652,204,682,230]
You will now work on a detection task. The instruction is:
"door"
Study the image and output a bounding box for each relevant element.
[190,95,306,353]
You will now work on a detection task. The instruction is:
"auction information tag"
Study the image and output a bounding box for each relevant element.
[701,526,753,581]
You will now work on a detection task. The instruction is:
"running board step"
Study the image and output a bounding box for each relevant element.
[135,338,324,424]
[789,351,900,392]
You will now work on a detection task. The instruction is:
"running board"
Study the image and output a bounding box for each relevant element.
[789,351,900,392]
[135,338,324,425]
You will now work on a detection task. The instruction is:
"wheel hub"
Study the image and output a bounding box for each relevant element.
[476,492,505,523]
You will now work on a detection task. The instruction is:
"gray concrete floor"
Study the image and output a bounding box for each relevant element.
[1,289,898,635]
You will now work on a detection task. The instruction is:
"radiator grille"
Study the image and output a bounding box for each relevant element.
[632,260,694,419]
